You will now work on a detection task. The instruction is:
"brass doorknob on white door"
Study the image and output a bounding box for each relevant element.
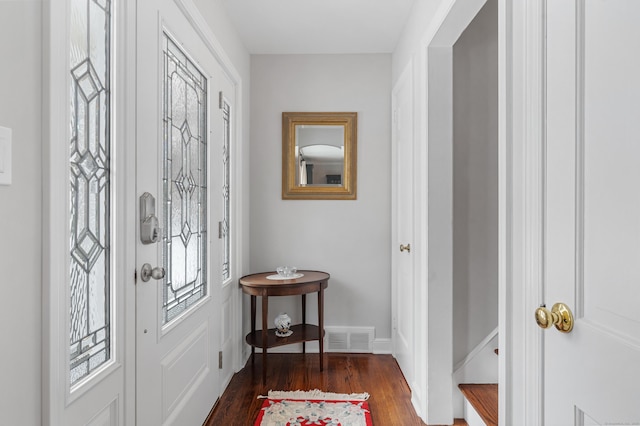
[140,263,166,282]
[400,244,411,253]
[535,302,574,333]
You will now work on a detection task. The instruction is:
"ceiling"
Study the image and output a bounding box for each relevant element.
[219,0,418,54]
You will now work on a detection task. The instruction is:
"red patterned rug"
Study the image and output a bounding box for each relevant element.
[254,389,372,426]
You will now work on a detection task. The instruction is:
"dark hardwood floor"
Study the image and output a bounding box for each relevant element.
[204,353,428,425]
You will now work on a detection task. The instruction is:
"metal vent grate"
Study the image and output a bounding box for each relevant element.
[328,332,349,351]
[350,333,371,351]
[325,327,374,353]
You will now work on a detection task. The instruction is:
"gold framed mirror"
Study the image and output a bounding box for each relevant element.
[282,112,357,200]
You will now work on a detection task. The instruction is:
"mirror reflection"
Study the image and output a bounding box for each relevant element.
[296,125,344,186]
[282,112,357,200]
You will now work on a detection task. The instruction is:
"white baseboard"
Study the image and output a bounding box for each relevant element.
[242,336,391,354]
[372,338,392,354]
[243,327,393,356]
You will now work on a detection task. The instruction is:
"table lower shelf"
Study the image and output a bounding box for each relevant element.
[246,324,325,349]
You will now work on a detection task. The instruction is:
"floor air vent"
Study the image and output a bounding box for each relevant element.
[325,327,374,353]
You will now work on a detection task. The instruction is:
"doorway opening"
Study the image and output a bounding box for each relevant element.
[422,0,498,422]
[451,0,499,418]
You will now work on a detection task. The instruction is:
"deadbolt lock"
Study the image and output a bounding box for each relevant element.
[140,192,161,244]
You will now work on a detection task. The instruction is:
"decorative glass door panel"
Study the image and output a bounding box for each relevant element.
[68,0,112,386]
[221,96,231,282]
[162,34,208,325]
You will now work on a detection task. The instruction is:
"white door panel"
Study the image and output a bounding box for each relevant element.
[220,282,235,387]
[47,0,132,423]
[544,1,640,424]
[136,0,225,424]
[392,61,415,386]
[218,86,237,390]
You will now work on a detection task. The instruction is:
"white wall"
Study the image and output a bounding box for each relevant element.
[392,0,449,81]
[452,0,498,368]
[249,54,392,345]
[193,0,252,276]
[450,0,500,408]
[0,2,42,425]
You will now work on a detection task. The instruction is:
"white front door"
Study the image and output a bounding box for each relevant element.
[544,0,640,423]
[136,0,226,424]
[392,61,415,388]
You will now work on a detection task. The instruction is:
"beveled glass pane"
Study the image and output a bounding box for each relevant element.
[162,33,208,325]
[221,100,231,281]
[69,0,111,386]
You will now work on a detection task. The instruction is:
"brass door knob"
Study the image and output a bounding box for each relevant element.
[535,302,574,333]
[400,244,411,253]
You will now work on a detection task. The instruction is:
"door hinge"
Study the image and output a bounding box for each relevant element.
[218,91,224,109]
[218,351,223,369]
[134,269,137,284]
[218,221,223,239]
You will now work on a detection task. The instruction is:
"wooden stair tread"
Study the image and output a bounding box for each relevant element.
[454,419,469,426]
[459,384,498,426]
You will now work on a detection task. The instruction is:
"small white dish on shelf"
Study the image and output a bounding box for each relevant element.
[275,329,293,337]
[266,273,304,280]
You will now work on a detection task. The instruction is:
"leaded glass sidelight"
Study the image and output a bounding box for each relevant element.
[221,98,231,282]
[162,34,208,325]
[69,0,112,385]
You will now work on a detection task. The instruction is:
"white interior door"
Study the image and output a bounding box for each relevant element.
[392,61,415,387]
[136,0,226,424]
[544,1,640,423]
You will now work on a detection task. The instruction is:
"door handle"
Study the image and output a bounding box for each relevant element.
[399,243,411,253]
[535,302,574,333]
[140,263,166,282]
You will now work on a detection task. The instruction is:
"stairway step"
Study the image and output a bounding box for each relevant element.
[458,384,498,426]
[454,419,469,426]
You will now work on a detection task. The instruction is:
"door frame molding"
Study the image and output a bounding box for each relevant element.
[42,1,70,423]
[499,0,545,423]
